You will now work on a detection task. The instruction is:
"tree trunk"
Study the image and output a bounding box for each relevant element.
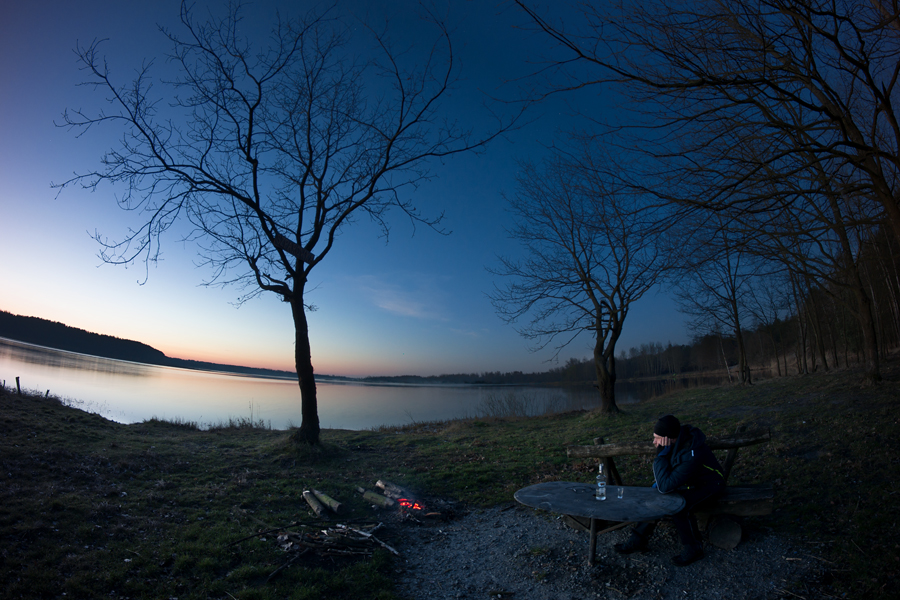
[774,335,783,377]
[852,279,882,384]
[719,336,734,383]
[808,291,829,373]
[289,289,320,445]
[593,337,619,414]
[735,326,752,385]
[730,296,751,385]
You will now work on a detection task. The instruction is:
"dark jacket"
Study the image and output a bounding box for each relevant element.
[653,424,725,494]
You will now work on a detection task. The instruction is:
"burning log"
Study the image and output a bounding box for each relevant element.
[371,479,449,521]
[312,489,344,514]
[302,490,327,518]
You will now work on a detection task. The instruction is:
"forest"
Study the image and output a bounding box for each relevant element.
[480,1,900,412]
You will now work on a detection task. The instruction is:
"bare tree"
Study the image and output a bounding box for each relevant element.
[56,2,511,444]
[515,0,900,382]
[673,216,763,385]
[489,138,667,413]
[515,0,900,245]
[745,269,793,376]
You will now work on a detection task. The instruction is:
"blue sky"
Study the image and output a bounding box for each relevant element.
[0,0,688,377]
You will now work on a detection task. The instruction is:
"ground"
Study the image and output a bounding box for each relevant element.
[390,505,823,600]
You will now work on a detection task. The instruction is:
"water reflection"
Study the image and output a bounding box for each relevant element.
[1,337,152,377]
[0,337,728,430]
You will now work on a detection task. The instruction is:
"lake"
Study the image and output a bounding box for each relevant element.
[0,337,724,430]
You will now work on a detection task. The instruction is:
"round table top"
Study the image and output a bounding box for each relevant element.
[514,482,685,522]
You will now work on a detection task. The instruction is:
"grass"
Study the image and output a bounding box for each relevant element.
[2,357,899,599]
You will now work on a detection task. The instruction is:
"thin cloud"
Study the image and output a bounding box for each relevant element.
[357,275,448,321]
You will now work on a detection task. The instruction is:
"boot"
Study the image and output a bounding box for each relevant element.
[671,543,704,566]
[614,531,648,555]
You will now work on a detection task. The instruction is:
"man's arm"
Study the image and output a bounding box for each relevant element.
[653,447,700,493]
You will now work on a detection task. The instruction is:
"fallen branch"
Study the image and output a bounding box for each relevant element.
[273,522,398,558]
[338,524,399,556]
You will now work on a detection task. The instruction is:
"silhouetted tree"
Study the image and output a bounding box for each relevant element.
[56,1,511,444]
[673,217,761,384]
[490,138,669,413]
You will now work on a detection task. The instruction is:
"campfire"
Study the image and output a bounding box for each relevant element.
[231,478,456,581]
[398,498,423,511]
[352,479,444,521]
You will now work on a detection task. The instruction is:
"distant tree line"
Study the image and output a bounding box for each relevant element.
[0,310,167,365]
[550,229,900,386]
[0,310,294,380]
[6,297,895,389]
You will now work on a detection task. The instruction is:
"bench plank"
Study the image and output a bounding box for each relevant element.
[567,429,771,459]
[696,486,774,517]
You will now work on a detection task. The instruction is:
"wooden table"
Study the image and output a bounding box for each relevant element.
[514,482,685,565]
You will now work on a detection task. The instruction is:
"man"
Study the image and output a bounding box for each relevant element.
[614,414,726,566]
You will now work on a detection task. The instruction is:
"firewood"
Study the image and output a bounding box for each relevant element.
[376,479,410,500]
[357,487,395,508]
[302,490,327,517]
[312,489,344,514]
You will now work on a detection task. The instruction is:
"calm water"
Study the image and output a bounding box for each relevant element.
[0,337,723,430]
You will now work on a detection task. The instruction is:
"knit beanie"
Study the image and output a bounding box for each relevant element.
[654,414,681,438]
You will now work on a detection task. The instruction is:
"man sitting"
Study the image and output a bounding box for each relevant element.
[614,414,726,566]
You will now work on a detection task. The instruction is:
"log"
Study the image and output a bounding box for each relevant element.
[302,490,327,518]
[568,429,771,458]
[376,479,411,500]
[312,490,344,514]
[708,516,742,550]
[357,487,396,508]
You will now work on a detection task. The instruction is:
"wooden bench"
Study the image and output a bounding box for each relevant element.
[564,427,774,549]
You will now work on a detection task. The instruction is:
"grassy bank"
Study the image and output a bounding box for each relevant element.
[2,359,899,599]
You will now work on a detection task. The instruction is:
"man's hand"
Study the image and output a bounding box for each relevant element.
[653,434,676,448]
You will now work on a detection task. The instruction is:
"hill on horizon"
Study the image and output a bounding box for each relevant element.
[0,310,297,380]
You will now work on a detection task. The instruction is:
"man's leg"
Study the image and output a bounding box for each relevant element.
[614,521,656,554]
[670,482,724,566]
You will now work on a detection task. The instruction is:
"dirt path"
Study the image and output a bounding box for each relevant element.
[392,506,826,600]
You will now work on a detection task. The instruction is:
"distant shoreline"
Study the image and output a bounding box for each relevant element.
[0,309,566,385]
[0,335,552,386]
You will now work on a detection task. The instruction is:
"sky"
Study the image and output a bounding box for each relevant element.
[0,0,689,378]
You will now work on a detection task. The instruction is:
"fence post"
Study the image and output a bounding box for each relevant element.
[16,376,21,396]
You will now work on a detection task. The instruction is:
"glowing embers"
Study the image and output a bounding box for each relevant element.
[398,498,424,511]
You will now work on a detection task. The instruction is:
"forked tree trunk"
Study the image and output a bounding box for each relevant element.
[593,337,619,414]
[289,292,320,445]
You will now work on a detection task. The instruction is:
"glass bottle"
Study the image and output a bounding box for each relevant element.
[596,462,607,500]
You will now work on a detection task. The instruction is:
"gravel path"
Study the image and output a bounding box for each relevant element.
[391,506,826,600]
